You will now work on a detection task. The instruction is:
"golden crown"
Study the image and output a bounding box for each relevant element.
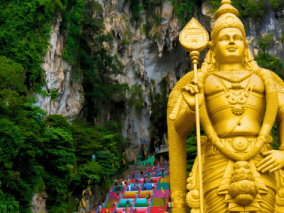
[211,0,246,44]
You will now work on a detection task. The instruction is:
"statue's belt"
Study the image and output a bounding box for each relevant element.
[205,136,272,158]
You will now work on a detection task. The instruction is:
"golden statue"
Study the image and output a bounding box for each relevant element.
[167,1,284,212]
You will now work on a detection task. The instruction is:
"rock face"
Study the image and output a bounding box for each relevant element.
[30,193,48,213]
[99,0,193,160]
[98,0,284,162]
[33,1,284,163]
[34,0,284,166]
[34,16,84,118]
[77,195,94,213]
[245,6,284,61]
[31,16,84,213]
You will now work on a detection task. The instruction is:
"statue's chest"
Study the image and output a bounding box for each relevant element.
[204,72,265,96]
[204,72,265,116]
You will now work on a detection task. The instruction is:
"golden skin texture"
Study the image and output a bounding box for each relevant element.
[171,26,284,213]
[182,28,284,173]
[168,2,284,212]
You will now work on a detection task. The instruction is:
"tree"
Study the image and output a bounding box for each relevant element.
[255,52,284,79]
[257,34,274,52]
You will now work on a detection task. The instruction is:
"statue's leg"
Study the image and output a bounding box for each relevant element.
[204,188,227,213]
[258,187,275,212]
[203,154,229,213]
[204,187,275,213]
[169,131,187,213]
[253,155,276,213]
[202,155,276,213]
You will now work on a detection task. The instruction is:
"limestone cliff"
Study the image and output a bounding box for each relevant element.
[31,16,84,213]
[33,0,284,162]
[30,193,48,213]
[97,0,190,161]
[34,16,84,119]
[96,0,284,162]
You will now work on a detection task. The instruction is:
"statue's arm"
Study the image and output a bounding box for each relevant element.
[169,101,195,213]
[174,103,196,136]
[257,87,284,173]
[277,90,284,150]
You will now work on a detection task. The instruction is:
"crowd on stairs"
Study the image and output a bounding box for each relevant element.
[92,162,170,213]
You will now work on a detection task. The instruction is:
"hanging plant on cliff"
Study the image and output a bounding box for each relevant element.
[254,34,284,80]
[63,0,129,124]
[128,84,144,118]
[208,0,266,23]
[0,0,64,92]
[148,77,169,147]
[167,0,201,27]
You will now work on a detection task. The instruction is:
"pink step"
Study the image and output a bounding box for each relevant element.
[132,207,148,213]
[154,190,170,198]
[109,192,120,200]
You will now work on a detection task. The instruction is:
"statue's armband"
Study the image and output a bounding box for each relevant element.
[277,84,284,120]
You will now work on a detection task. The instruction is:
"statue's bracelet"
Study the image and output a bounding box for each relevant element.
[186,107,196,114]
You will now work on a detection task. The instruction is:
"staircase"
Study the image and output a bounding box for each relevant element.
[94,163,170,213]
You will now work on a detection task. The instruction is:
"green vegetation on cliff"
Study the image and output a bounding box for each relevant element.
[0,0,64,91]
[0,56,128,213]
[0,0,129,212]
[149,77,169,147]
[128,84,144,118]
[208,0,266,22]
[63,0,129,124]
[168,0,202,26]
[127,0,278,30]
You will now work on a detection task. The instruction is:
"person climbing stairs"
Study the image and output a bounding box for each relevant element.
[93,162,170,213]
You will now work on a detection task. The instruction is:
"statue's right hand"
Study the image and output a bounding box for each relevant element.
[181,80,204,112]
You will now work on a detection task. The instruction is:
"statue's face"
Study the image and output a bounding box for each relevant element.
[214,28,245,64]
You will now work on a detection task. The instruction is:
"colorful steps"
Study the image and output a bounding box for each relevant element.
[123,191,138,199]
[154,190,169,198]
[118,198,134,208]
[132,207,148,213]
[126,184,141,191]
[134,198,149,207]
[152,198,167,207]
[94,163,170,213]
[105,199,118,208]
[109,192,120,200]
[156,183,170,190]
[149,207,167,213]
[113,186,125,192]
[99,208,115,213]
[138,191,153,198]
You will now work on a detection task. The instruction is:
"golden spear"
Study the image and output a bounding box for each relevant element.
[179,17,209,213]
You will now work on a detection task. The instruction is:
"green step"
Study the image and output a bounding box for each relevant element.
[106,199,118,208]
[157,183,170,190]
[152,198,167,207]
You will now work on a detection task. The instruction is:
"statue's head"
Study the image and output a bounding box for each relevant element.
[202,0,257,72]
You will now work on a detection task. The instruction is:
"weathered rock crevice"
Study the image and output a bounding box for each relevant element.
[98,0,284,161]
[34,16,84,119]
[32,1,284,163]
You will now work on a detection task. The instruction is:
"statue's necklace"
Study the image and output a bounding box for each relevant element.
[213,71,253,83]
[212,74,254,115]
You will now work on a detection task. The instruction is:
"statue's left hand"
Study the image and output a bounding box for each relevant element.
[256,150,284,173]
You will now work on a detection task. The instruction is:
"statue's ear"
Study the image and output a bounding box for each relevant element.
[208,41,212,48]
[208,41,215,52]
[245,40,250,47]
